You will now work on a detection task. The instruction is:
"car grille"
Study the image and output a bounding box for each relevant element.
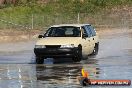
[45,45,61,48]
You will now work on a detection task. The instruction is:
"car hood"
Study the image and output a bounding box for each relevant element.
[36,37,81,46]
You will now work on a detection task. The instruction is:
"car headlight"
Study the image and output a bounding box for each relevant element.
[35,45,46,48]
[60,44,74,48]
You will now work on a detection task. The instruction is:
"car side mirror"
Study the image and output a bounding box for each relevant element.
[82,33,88,38]
[38,35,44,38]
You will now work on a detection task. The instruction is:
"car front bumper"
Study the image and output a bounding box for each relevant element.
[34,47,79,58]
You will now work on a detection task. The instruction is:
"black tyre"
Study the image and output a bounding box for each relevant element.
[72,45,82,62]
[36,57,44,64]
[72,56,81,62]
[91,43,99,55]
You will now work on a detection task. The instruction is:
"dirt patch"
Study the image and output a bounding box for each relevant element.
[0,29,42,43]
[96,28,132,38]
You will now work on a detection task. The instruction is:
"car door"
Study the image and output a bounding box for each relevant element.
[81,26,94,56]
[85,25,95,54]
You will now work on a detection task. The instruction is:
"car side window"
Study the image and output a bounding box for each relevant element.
[84,26,92,37]
[87,25,96,36]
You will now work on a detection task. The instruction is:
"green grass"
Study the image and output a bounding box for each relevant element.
[0,0,132,30]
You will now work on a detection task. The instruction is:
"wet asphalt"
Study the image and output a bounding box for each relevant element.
[0,30,132,88]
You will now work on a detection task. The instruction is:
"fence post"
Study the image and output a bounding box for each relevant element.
[32,14,34,30]
[28,14,34,40]
[77,13,80,24]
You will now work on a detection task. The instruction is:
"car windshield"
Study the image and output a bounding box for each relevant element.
[45,26,81,37]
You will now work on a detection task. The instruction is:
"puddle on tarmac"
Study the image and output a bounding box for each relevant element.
[0,64,132,88]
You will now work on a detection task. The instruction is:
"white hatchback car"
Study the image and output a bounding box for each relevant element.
[34,24,99,64]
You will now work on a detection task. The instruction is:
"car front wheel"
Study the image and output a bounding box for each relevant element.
[72,45,82,62]
[36,57,44,64]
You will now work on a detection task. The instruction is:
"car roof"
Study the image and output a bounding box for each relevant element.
[50,24,90,27]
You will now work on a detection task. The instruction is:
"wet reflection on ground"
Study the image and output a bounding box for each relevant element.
[0,62,132,88]
[0,64,37,88]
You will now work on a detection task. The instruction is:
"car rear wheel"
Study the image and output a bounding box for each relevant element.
[91,43,99,55]
[36,57,44,64]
